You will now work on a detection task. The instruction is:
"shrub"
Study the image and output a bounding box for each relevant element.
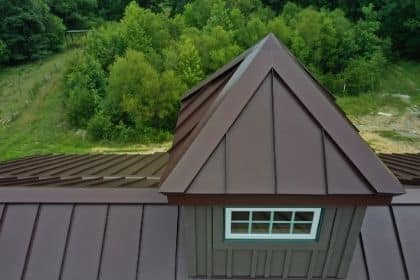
[87,112,113,141]
[0,40,9,63]
[66,88,98,127]
[0,0,65,63]
[106,49,160,128]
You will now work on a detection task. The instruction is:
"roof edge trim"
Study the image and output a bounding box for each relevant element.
[164,194,393,206]
[0,187,168,204]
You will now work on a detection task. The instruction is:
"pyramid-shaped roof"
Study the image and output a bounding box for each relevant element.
[160,34,404,204]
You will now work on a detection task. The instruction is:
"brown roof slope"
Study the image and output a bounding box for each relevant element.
[0,203,179,280]
[0,190,419,280]
[0,153,168,189]
[378,153,420,185]
[0,152,417,190]
[160,34,404,197]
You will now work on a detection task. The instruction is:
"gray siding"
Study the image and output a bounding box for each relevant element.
[184,206,366,279]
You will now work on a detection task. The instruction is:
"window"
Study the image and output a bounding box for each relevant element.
[225,208,321,240]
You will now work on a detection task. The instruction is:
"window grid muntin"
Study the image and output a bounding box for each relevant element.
[226,208,321,240]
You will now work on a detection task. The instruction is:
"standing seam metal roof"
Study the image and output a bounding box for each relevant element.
[0,188,419,280]
[160,34,403,197]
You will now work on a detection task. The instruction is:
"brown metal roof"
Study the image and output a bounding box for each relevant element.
[0,203,179,280]
[0,152,418,191]
[0,189,419,280]
[0,153,168,188]
[378,153,420,186]
[160,34,404,199]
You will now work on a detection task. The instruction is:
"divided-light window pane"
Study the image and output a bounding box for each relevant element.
[225,208,321,240]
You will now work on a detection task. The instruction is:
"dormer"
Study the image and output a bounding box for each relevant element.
[159,34,404,279]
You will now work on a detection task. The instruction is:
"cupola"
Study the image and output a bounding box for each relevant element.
[159,34,404,279]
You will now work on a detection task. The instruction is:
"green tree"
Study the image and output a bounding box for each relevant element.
[0,0,65,63]
[85,22,127,70]
[106,49,160,128]
[64,51,106,127]
[0,40,9,64]
[46,0,100,29]
[164,36,204,87]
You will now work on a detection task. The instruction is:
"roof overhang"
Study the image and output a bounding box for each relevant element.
[164,193,394,206]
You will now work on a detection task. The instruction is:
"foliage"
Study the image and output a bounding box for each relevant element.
[0,0,65,64]
[85,23,127,70]
[46,0,101,29]
[106,49,160,128]
[0,50,172,161]
[262,0,419,60]
[0,40,9,63]
[63,51,106,127]
[64,1,399,142]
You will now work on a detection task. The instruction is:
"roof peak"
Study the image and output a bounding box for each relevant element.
[160,34,404,201]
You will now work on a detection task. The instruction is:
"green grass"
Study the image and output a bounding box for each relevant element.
[336,61,420,117]
[376,130,416,142]
[0,55,418,161]
[0,50,170,161]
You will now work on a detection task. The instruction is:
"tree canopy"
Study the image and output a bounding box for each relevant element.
[63,0,399,142]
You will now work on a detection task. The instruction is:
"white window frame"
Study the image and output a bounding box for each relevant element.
[225,208,321,240]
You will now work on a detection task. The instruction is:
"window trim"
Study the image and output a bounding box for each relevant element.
[225,207,321,240]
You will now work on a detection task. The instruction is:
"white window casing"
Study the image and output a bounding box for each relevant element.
[225,207,322,240]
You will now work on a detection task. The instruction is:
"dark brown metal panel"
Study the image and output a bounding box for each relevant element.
[392,205,420,279]
[60,204,108,280]
[37,155,111,176]
[99,205,143,280]
[270,35,403,195]
[167,194,392,205]
[55,155,122,176]
[0,204,38,280]
[136,153,169,176]
[0,187,168,203]
[11,155,95,176]
[0,155,70,175]
[137,205,178,280]
[188,138,226,194]
[324,135,374,194]
[24,204,73,280]
[361,206,406,279]
[392,188,420,204]
[379,153,420,186]
[346,236,369,280]
[273,73,325,195]
[174,72,232,147]
[226,74,275,194]
[160,36,273,193]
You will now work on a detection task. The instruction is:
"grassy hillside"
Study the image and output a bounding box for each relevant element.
[336,61,420,153]
[0,50,170,161]
[0,53,418,161]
